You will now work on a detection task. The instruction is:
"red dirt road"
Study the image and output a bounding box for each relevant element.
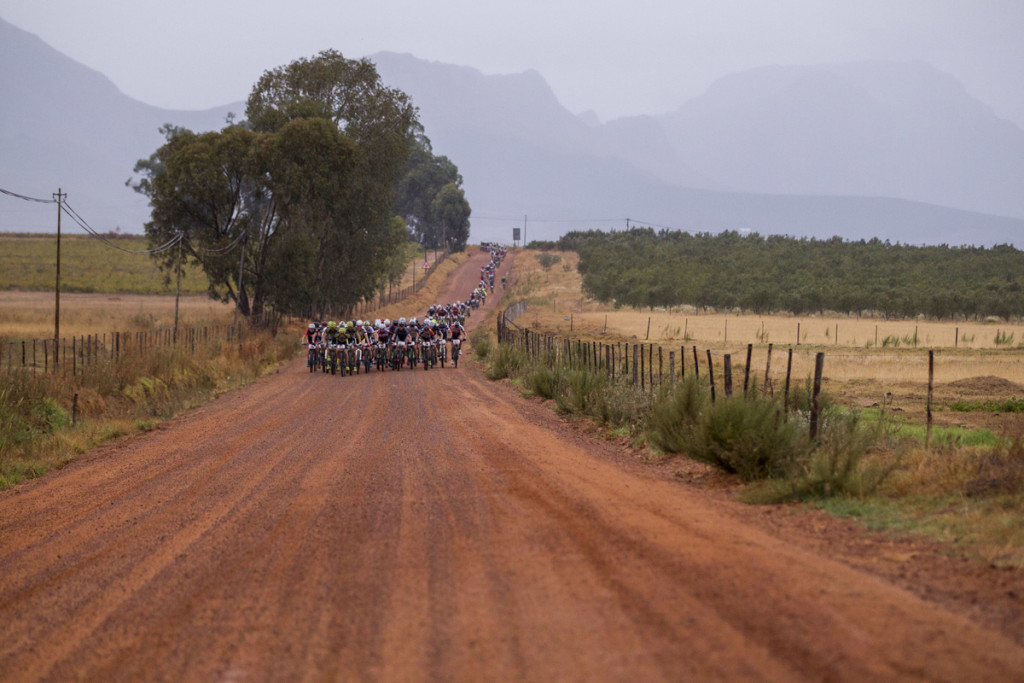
[2,251,1023,681]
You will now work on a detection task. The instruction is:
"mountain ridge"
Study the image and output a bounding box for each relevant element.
[2,17,1022,247]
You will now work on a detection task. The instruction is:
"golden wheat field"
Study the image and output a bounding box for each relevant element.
[0,291,234,341]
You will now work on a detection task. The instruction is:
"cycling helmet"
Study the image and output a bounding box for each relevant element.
[399,317,406,325]
[328,321,337,329]
[347,321,354,329]
[356,320,363,327]
[374,319,381,327]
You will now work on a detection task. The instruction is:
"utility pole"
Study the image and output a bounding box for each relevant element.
[626,217,630,230]
[53,188,65,365]
[173,233,182,343]
[523,214,527,248]
[234,232,246,327]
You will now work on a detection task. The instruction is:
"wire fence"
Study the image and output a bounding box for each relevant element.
[497,300,839,438]
[1,252,450,377]
[0,321,271,376]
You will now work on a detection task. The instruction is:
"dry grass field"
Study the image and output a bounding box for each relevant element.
[0,291,234,342]
[505,249,1024,435]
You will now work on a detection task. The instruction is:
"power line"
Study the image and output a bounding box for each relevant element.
[193,229,246,255]
[61,201,182,255]
[473,215,623,224]
[0,185,58,204]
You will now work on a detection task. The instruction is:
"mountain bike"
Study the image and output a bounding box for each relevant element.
[451,337,462,368]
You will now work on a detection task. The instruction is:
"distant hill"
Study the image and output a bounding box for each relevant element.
[657,62,1024,219]
[0,18,237,233]
[2,16,1023,247]
[371,51,1024,246]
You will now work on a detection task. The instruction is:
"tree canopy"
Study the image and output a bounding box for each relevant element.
[394,127,471,251]
[130,50,468,319]
[556,228,1024,320]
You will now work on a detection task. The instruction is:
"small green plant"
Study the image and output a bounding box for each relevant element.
[995,329,1015,346]
[555,368,605,415]
[30,397,70,433]
[536,253,562,270]
[485,344,527,380]
[470,328,492,360]
[525,364,564,400]
[948,397,1024,414]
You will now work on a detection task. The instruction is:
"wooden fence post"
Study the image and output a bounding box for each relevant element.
[723,354,733,397]
[764,343,773,395]
[926,350,934,448]
[669,351,675,384]
[810,352,825,439]
[744,343,752,395]
[640,344,646,391]
[706,350,716,403]
[692,345,700,379]
[784,348,793,411]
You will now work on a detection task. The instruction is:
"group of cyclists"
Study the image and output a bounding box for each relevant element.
[301,246,507,375]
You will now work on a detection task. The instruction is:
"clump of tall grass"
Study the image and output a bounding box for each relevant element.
[555,369,606,415]
[485,344,527,380]
[0,326,294,488]
[748,410,902,503]
[470,328,493,360]
[525,363,564,400]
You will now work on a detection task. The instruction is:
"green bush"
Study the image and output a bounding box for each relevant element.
[744,410,902,503]
[470,328,492,360]
[688,395,810,481]
[485,344,527,380]
[536,253,562,270]
[526,363,564,400]
[555,368,605,415]
[647,375,708,453]
[30,397,70,433]
[590,380,651,430]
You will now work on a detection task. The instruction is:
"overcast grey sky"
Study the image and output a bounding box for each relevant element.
[4,0,1024,126]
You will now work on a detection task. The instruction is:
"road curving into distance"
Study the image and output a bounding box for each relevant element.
[2,249,1023,681]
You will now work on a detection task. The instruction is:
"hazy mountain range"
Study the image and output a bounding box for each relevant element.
[3,16,1023,246]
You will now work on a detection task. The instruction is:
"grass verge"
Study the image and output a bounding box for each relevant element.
[0,328,295,489]
[480,334,1024,567]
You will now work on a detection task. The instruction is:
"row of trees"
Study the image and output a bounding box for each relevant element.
[550,228,1024,320]
[130,51,470,320]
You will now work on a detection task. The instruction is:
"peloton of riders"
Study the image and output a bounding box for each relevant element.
[301,247,505,373]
